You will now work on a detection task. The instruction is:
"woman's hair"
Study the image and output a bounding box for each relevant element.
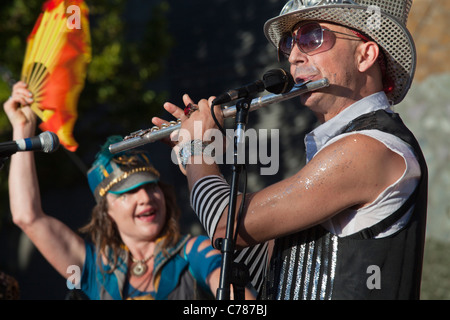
[79,180,181,272]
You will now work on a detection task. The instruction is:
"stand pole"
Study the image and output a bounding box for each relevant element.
[216,97,251,300]
[0,158,7,171]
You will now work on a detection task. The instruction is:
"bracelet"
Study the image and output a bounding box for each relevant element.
[178,139,215,169]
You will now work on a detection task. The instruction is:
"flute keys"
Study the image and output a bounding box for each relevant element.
[124,129,147,140]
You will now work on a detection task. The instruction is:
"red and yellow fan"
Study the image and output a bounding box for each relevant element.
[21,0,91,152]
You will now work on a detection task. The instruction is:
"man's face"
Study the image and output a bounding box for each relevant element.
[287,21,363,119]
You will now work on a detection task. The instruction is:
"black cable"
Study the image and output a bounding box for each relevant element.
[211,102,226,136]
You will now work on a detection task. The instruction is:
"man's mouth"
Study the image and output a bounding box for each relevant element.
[292,65,321,85]
[296,75,317,84]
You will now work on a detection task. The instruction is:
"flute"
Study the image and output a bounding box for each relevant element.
[109,78,329,154]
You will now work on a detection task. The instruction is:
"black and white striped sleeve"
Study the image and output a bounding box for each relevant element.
[190,175,269,294]
[190,175,231,239]
[234,242,269,294]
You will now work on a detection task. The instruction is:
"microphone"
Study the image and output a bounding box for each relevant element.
[0,131,60,158]
[212,68,295,105]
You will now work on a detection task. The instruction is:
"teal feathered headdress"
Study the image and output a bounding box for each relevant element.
[87,136,160,203]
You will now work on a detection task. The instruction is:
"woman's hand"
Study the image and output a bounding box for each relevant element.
[3,81,36,139]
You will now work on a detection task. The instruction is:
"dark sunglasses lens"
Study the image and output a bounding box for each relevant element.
[279,34,294,57]
[296,23,323,53]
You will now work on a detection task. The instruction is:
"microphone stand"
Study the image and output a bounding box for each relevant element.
[0,157,8,171]
[216,96,252,301]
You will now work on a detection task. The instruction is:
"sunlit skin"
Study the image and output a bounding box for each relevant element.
[153,21,405,249]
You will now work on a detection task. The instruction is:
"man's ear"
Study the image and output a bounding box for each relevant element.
[355,41,380,73]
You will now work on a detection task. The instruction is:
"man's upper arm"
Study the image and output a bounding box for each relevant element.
[231,133,405,247]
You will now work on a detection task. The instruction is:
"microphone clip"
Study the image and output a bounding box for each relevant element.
[212,68,294,105]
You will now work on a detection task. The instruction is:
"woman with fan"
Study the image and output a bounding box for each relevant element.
[3,81,250,300]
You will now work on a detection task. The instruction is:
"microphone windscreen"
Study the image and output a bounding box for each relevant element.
[40,131,60,153]
[263,68,295,94]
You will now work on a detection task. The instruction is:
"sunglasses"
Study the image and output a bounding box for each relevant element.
[278,22,363,60]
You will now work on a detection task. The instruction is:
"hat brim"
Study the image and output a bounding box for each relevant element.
[264,5,416,105]
[108,171,159,195]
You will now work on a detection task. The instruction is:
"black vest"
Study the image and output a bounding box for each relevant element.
[262,110,428,300]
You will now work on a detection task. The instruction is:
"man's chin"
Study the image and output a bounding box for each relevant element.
[300,91,314,106]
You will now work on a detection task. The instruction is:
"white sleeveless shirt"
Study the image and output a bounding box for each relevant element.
[305,92,421,238]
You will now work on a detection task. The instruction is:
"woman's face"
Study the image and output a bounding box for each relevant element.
[106,183,167,243]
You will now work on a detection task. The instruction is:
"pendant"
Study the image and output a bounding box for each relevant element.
[131,261,147,277]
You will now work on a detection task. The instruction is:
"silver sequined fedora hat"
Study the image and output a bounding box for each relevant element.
[264,0,416,105]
